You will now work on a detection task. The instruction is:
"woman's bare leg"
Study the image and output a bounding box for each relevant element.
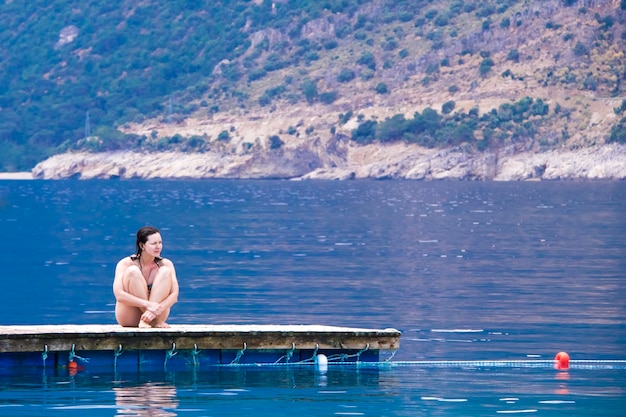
[115,303,142,327]
[115,265,149,327]
[147,266,173,328]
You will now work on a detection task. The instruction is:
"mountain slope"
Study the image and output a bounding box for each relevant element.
[2,0,625,174]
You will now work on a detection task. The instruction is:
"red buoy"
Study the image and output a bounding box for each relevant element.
[554,352,570,370]
[68,360,78,375]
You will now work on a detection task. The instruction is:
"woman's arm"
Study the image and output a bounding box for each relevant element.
[140,259,179,322]
[158,258,179,309]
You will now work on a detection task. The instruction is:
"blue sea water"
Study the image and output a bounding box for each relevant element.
[0,179,624,416]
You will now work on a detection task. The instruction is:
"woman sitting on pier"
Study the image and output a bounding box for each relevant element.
[113,226,179,328]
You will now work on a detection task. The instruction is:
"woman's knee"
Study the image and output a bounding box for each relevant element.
[157,266,172,276]
[124,265,142,277]
[124,266,149,297]
[123,265,142,284]
[154,266,173,283]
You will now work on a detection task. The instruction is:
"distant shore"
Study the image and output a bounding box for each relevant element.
[0,172,33,180]
[29,143,626,181]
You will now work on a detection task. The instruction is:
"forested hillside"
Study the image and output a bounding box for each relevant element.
[1,0,625,171]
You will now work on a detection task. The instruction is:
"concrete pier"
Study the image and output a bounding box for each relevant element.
[0,324,401,369]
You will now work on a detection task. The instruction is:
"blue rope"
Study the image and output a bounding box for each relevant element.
[69,344,90,364]
[382,360,626,369]
[42,345,48,367]
[113,344,123,369]
[325,343,369,363]
[273,343,296,364]
[164,342,177,369]
[384,349,397,362]
[214,359,626,370]
[230,343,247,365]
[191,344,200,367]
[226,343,373,367]
[280,344,319,365]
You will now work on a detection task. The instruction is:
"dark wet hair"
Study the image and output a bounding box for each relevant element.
[131,226,163,261]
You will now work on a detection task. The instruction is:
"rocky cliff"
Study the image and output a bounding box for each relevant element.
[32,141,626,181]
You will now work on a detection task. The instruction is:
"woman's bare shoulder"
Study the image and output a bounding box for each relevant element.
[117,256,135,267]
[160,257,175,268]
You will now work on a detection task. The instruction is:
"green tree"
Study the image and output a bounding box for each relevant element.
[531,98,549,116]
[381,39,398,51]
[513,97,533,118]
[258,94,272,107]
[434,14,450,27]
[301,79,318,103]
[338,68,356,83]
[269,135,284,149]
[263,53,288,71]
[356,51,376,70]
[377,114,408,142]
[608,117,626,144]
[479,58,495,76]
[398,11,414,22]
[0,141,24,171]
[323,39,338,50]
[184,135,206,151]
[454,123,475,144]
[217,130,230,142]
[477,5,496,17]
[92,126,138,151]
[425,9,438,19]
[339,111,353,125]
[583,75,598,91]
[426,63,440,74]
[265,84,286,98]
[375,82,389,94]
[574,41,588,56]
[248,69,267,81]
[420,107,441,134]
[442,100,456,115]
[351,120,378,143]
[319,91,338,104]
[507,49,520,62]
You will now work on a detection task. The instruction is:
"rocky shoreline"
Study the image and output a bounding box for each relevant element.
[30,142,626,181]
[0,172,34,180]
